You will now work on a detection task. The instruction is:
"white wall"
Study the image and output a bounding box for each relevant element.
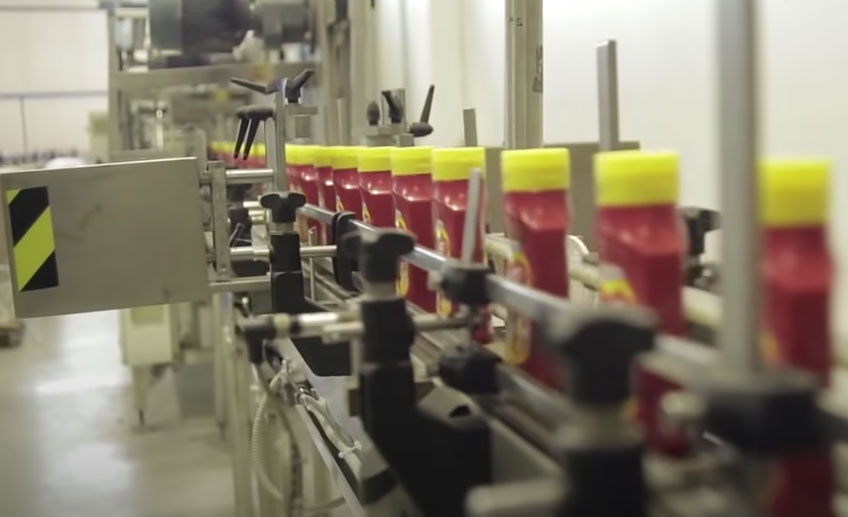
[373,0,848,342]
[0,1,107,155]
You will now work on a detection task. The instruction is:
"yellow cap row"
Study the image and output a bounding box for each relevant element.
[593,150,830,226]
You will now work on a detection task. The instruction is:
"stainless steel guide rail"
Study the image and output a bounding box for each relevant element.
[300,201,848,444]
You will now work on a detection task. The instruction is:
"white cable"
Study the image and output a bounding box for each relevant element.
[251,371,287,502]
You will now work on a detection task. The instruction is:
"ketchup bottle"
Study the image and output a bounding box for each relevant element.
[314,146,336,244]
[332,146,362,219]
[501,149,570,387]
[391,146,436,311]
[594,150,687,455]
[297,145,320,240]
[761,158,834,517]
[358,147,395,227]
[431,148,486,317]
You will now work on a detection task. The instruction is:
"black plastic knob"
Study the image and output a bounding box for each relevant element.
[342,230,414,284]
[260,191,306,224]
[544,307,655,407]
[381,91,404,124]
[680,207,720,258]
[366,101,381,126]
[409,84,435,138]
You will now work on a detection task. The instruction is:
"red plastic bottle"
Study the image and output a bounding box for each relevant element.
[297,145,320,240]
[332,146,362,219]
[358,147,395,227]
[315,146,336,244]
[501,149,571,387]
[431,148,486,317]
[391,146,436,311]
[594,150,687,455]
[761,159,834,517]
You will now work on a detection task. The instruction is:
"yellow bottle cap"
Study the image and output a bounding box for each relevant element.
[432,147,486,182]
[285,144,300,165]
[760,158,829,226]
[313,146,333,168]
[297,145,316,166]
[595,150,679,206]
[332,146,360,170]
[358,146,393,173]
[391,146,433,176]
[254,143,266,158]
[501,148,570,192]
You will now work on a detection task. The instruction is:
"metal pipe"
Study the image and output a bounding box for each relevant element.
[717,0,761,373]
[230,246,271,262]
[504,0,543,149]
[596,40,620,152]
[226,168,274,184]
[273,92,288,190]
[463,108,479,147]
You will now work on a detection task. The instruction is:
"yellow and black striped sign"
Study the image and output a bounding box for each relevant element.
[7,187,58,291]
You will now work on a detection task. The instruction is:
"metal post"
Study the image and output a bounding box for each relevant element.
[264,121,278,176]
[463,108,479,147]
[596,40,620,152]
[315,0,340,145]
[273,91,288,190]
[717,0,761,373]
[214,292,255,517]
[210,162,233,279]
[505,0,543,149]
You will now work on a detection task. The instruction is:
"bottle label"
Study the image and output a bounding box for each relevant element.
[598,264,637,304]
[435,219,452,316]
[396,210,410,296]
[505,245,532,364]
[362,202,372,224]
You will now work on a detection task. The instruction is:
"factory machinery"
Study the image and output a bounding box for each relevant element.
[3,1,846,516]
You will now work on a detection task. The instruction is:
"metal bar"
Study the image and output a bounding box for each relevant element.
[226,168,274,184]
[461,169,484,263]
[463,108,479,147]
[211,162,233,278]
[210,276,269,293]
[0,90,107,100]
[717,0,761,373]
[230,246,271,262]
[112,62,314,92]
[273,93,288,190]
[597,40,620,152]
[504,0,543,149]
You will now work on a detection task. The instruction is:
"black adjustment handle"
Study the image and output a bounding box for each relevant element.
[260,191,306,224]
[545,308,655,407]
[284,69,315,104]
[680,207,721,258]
[409,84,435,138]
[231,77,277,94]
[381,91,404,124]
[234,105,275,159]
[233,109,250,158]
[342,229,414,284]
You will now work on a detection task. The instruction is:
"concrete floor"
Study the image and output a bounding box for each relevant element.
[0,311,234,517]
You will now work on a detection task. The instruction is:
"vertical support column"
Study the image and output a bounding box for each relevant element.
[273,91,289,191]
[214,291,255,517]
[315,0,340,145]
[265,121,278,177]
[717,0,761,373]
[504,0,543,149]
[463,108,479,147]
[596,40,620,152]
[210,161,233,279]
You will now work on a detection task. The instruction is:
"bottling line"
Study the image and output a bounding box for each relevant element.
[2,1,845,516]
